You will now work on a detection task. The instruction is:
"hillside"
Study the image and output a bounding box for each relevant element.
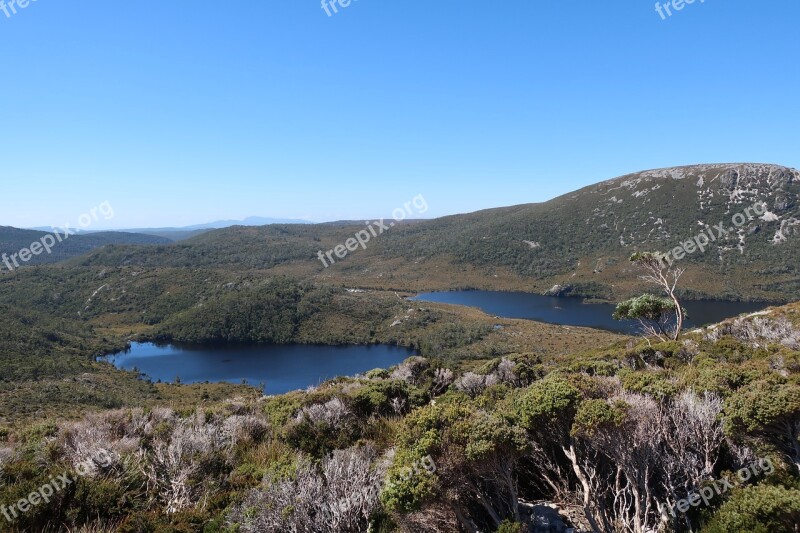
[73,163,800,301]
[350,163,800,299]
[0,227,171,269]
[0,264,622,427]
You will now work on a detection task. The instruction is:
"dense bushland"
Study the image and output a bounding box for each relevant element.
[1,308,798,532]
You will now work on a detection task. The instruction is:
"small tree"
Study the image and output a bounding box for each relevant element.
[614,294,683,343]
[617,252,687,341]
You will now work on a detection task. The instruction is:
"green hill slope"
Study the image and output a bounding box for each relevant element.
[0,227,172,269]
[71,163,800,301]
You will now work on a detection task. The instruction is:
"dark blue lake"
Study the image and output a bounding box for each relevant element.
[410,291,771,334]
[102,343,414,395]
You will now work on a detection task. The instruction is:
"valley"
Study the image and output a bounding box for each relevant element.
[1,163,799,532]
[3,4,799,530]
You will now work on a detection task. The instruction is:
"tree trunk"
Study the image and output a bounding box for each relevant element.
[669,290,684,340]
[563,444,605,533]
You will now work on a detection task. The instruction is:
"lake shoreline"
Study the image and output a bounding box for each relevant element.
[410,290,773,334]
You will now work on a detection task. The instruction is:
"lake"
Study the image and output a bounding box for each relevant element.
[101,342,414,395]
[102,294,769,391]
[410,291,771,334]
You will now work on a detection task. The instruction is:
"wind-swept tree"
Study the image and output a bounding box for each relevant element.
[613,294,683,343]
[614,252,687,341]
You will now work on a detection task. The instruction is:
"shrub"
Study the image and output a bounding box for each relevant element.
[454,372,498,399]
[703,337,765,363]
[365,368,390,380]
[350,380,427,418]
[724,380,800,473]
[390,356,431,385]
[571,399,627,438]
[515,376,582,431]
[496,520,525,533]
[701,485,800,533]
[228,445,387,533]
[619,369,678,399]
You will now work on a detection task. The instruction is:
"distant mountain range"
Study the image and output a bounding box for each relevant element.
[123,216,314,232]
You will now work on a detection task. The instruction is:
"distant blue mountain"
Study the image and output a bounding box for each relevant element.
[176,216,314,230]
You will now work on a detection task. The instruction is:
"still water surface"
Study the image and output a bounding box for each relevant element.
[103,293,770,391]
[102,342,414,394]
[410,291,771,334]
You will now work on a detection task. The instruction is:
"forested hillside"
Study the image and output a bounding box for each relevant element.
[0,227,171,268]
[68,163,800,302]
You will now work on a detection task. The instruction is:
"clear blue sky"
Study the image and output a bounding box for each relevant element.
[1,0,798,229]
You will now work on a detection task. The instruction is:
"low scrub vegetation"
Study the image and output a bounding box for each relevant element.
[0,308,798,532]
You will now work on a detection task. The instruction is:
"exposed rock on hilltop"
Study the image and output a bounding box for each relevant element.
[588,163,799,251]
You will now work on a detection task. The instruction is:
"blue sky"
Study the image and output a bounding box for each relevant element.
[1,0,798,229]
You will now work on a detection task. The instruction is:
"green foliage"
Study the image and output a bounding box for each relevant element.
[365,368,390,379]
[460,410,527,461]
[350,380,428,418]
[701,485,800,533]
[629,252,662,265]
[613,293,685,340]
[725,379,800,434]
[702,337,768,363]
[623,340,688,368]
[154,278,320,344]
[679,362,755,396]
[567,358,619,377]
[66,477,135,524]
[514,376,581,431]
[263,393,305,427]
[284,415,357,458]
[613,294,677,322]
[380,402,450,512]
[381,448,439,513]
[572,399,627,438]
[415,322,493,356]
[496,520,526,533]
[619,369,678,399]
